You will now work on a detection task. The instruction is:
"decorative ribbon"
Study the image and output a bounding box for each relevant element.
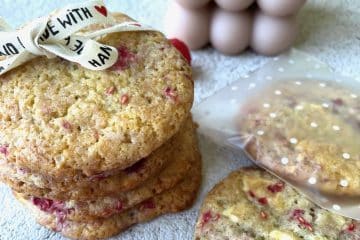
[0,0,154,75]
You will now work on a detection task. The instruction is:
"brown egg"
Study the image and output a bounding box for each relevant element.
[175,0,211,9]
[164,2,211,50]
[215,0,255,11]
[251,12,297,56]
[210,8,252,55]
[257,0,306,16]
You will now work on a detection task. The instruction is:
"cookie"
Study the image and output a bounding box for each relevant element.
[17,118,200,221]
[238,79,360,196]
[194,167,359,240]
[16,150,201,240]
[0,12,193,179]
[2,117,196,200]
[0,150,167,199]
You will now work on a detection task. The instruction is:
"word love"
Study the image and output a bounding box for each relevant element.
[0,0,154,75]
[39,7,94,42]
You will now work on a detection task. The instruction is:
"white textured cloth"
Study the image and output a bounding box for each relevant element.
[0,1,359,240]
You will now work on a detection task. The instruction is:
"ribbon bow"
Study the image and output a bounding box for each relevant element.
[0,0,153,75]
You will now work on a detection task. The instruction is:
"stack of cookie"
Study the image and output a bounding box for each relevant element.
[0,13,200,240]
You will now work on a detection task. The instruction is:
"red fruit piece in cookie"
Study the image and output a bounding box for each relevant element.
[105,86,116,95]
[291,209,305,218]
[32,197,73,232]
[54,209,67,229]
[200,210,220,228]
[142,199,156,209]
[62,120,72,131]
[169,38,191,64]
[164,87,178,102]
[0,144,9,156]
[260,210,268,220]
[120,94,129,105]
[267,182,285,193]
[290,209,313,231]
[248,190,256,198]
[32,197,72,216]
[258,197,268,205]
[112,46,136,71]
[201,211,212,226]
[115,200,123,212]
[332,98,344,106]
[32,197,54,212]
[347,223,356,232]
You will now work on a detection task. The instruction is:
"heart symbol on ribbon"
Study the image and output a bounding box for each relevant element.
[95,5,108,17]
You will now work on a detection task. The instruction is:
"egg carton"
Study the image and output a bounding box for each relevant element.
[164,0,306,55]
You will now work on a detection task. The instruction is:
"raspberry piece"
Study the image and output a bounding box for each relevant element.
[111,46,136,71]
[32,197,67,213]
[248,191,256,198]
[32,197,54,212]
[260,211,268,220]
[32,197,71,231]
[55,209,67,223]
[202,211,212,225]
[267,182,285,193]
[290,209,313,232]
[142,199,156,209]
[332,98,344,106]
[115,200,123,212]
[347,223,356,232]
[291,209,305,218]
[298,217,313,232]
[169,38,191,64]
[62,120,72,130]
[54,210,67,232]
[120,94,129,105]
[164,87,178,102]
[52,201,65,211]
[201,211,220,227]
[258,197,268,205]
[0,144,9,156]
[105,86,116,95]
